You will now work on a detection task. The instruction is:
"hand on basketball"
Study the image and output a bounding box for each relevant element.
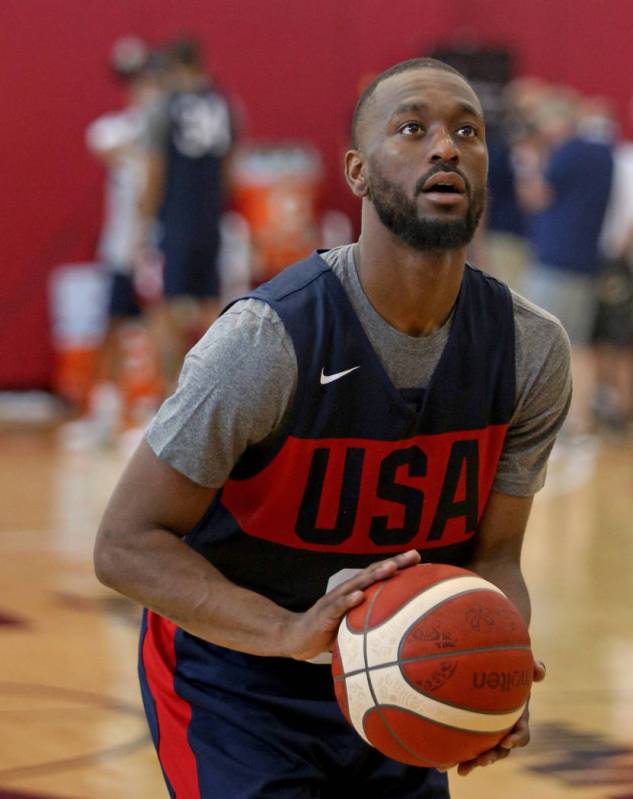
[283,550,421,661]
[450,659,546,777]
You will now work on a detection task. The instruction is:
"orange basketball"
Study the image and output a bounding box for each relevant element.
[332,563,533,769]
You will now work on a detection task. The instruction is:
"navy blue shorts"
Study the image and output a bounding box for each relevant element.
[139,610,449,799]
[108,271,141,319]
[161,228,221,300]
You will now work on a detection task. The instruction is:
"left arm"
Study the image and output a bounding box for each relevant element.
[446,303,570,776]
[468,490,533,624]
[453,490,543,776]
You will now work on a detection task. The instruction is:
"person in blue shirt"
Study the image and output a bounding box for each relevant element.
[518,93,614,435]
[481,127,529,291]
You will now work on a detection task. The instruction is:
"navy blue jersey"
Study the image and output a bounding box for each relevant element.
[530,136,613,274]
[184,252,516,611]
[140,252,514,797]
[486,132,525,236]
[161,85,233,236]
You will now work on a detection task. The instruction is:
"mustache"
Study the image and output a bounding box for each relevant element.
[414,164,471,196]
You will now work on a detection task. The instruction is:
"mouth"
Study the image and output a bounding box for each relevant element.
[420,172,467,208]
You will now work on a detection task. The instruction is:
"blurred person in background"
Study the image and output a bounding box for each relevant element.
[141,36,236,388]
[595,95,633,433]
[479,83,530,292]
[502,77,553,193]
[68,37,163,446]
[516,88,614,438]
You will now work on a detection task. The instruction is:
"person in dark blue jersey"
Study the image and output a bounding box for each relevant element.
[517,94,613,435]
[142,38,236,387]
[95,58,570,798]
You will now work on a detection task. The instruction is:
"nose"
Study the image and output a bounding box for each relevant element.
[428,126,459,163]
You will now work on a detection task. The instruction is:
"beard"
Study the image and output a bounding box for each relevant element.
[366,163,486,252]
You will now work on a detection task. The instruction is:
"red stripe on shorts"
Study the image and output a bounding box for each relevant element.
[142,610,200,798]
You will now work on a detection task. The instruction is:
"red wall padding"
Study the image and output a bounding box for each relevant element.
[3,0,633,387]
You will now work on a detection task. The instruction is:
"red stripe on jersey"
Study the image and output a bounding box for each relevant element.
[221,425,508,553]
[142,611,200,797]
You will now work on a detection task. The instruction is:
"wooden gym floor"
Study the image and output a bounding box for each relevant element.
[1,427,632,799]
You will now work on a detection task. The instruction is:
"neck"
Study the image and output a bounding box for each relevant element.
[356,205,467,336]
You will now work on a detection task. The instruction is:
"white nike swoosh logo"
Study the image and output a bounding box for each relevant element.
[320,366,360,385]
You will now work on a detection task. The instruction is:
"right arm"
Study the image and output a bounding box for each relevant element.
[136,99,169,242]
[94,440,419,658]
[94,302,419,658]
[138,149,166,222]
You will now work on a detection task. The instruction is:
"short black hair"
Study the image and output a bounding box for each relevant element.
[166,37,202,68]
[351,57,468,148]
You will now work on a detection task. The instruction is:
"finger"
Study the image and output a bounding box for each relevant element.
[498,712,529,749]
[456,759,477,776]
[458,746,510,775]
[320,589,365,618]
[363,550,420,581]
[327,562,396,597]
[498,706,528,741]
[499,724,530,749]
[328,551,421,597]
[475,747,502,767]
[491,747,511,763]
[391,549,422,568]
[533,660,546,682]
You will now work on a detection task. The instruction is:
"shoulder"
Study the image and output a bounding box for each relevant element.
[221,296,286,324]
[510,288,571,391]
[511,288,570,351]
[180,299,297,388]
[175,298,298,419]
[146,298,298,487]
[511,287,565,329]
[247,252,332,305]
[201,298,292,354]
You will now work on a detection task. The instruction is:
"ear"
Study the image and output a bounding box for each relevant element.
[344,149,369,198]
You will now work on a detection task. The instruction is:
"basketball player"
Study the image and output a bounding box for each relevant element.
[141,37,235,386]
[95,58,570,797]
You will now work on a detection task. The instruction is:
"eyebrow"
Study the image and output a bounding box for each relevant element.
[391,100,483,120]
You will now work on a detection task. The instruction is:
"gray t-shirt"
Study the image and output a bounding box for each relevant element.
[146,244,571,495]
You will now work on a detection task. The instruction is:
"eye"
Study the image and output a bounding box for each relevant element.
[457,124,478,138]
[399,122,424,136]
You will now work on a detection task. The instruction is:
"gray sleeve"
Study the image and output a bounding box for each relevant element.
[145,299,297,487]
[493,294,572,496]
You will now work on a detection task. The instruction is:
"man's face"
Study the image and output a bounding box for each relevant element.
[359,68,488,251]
